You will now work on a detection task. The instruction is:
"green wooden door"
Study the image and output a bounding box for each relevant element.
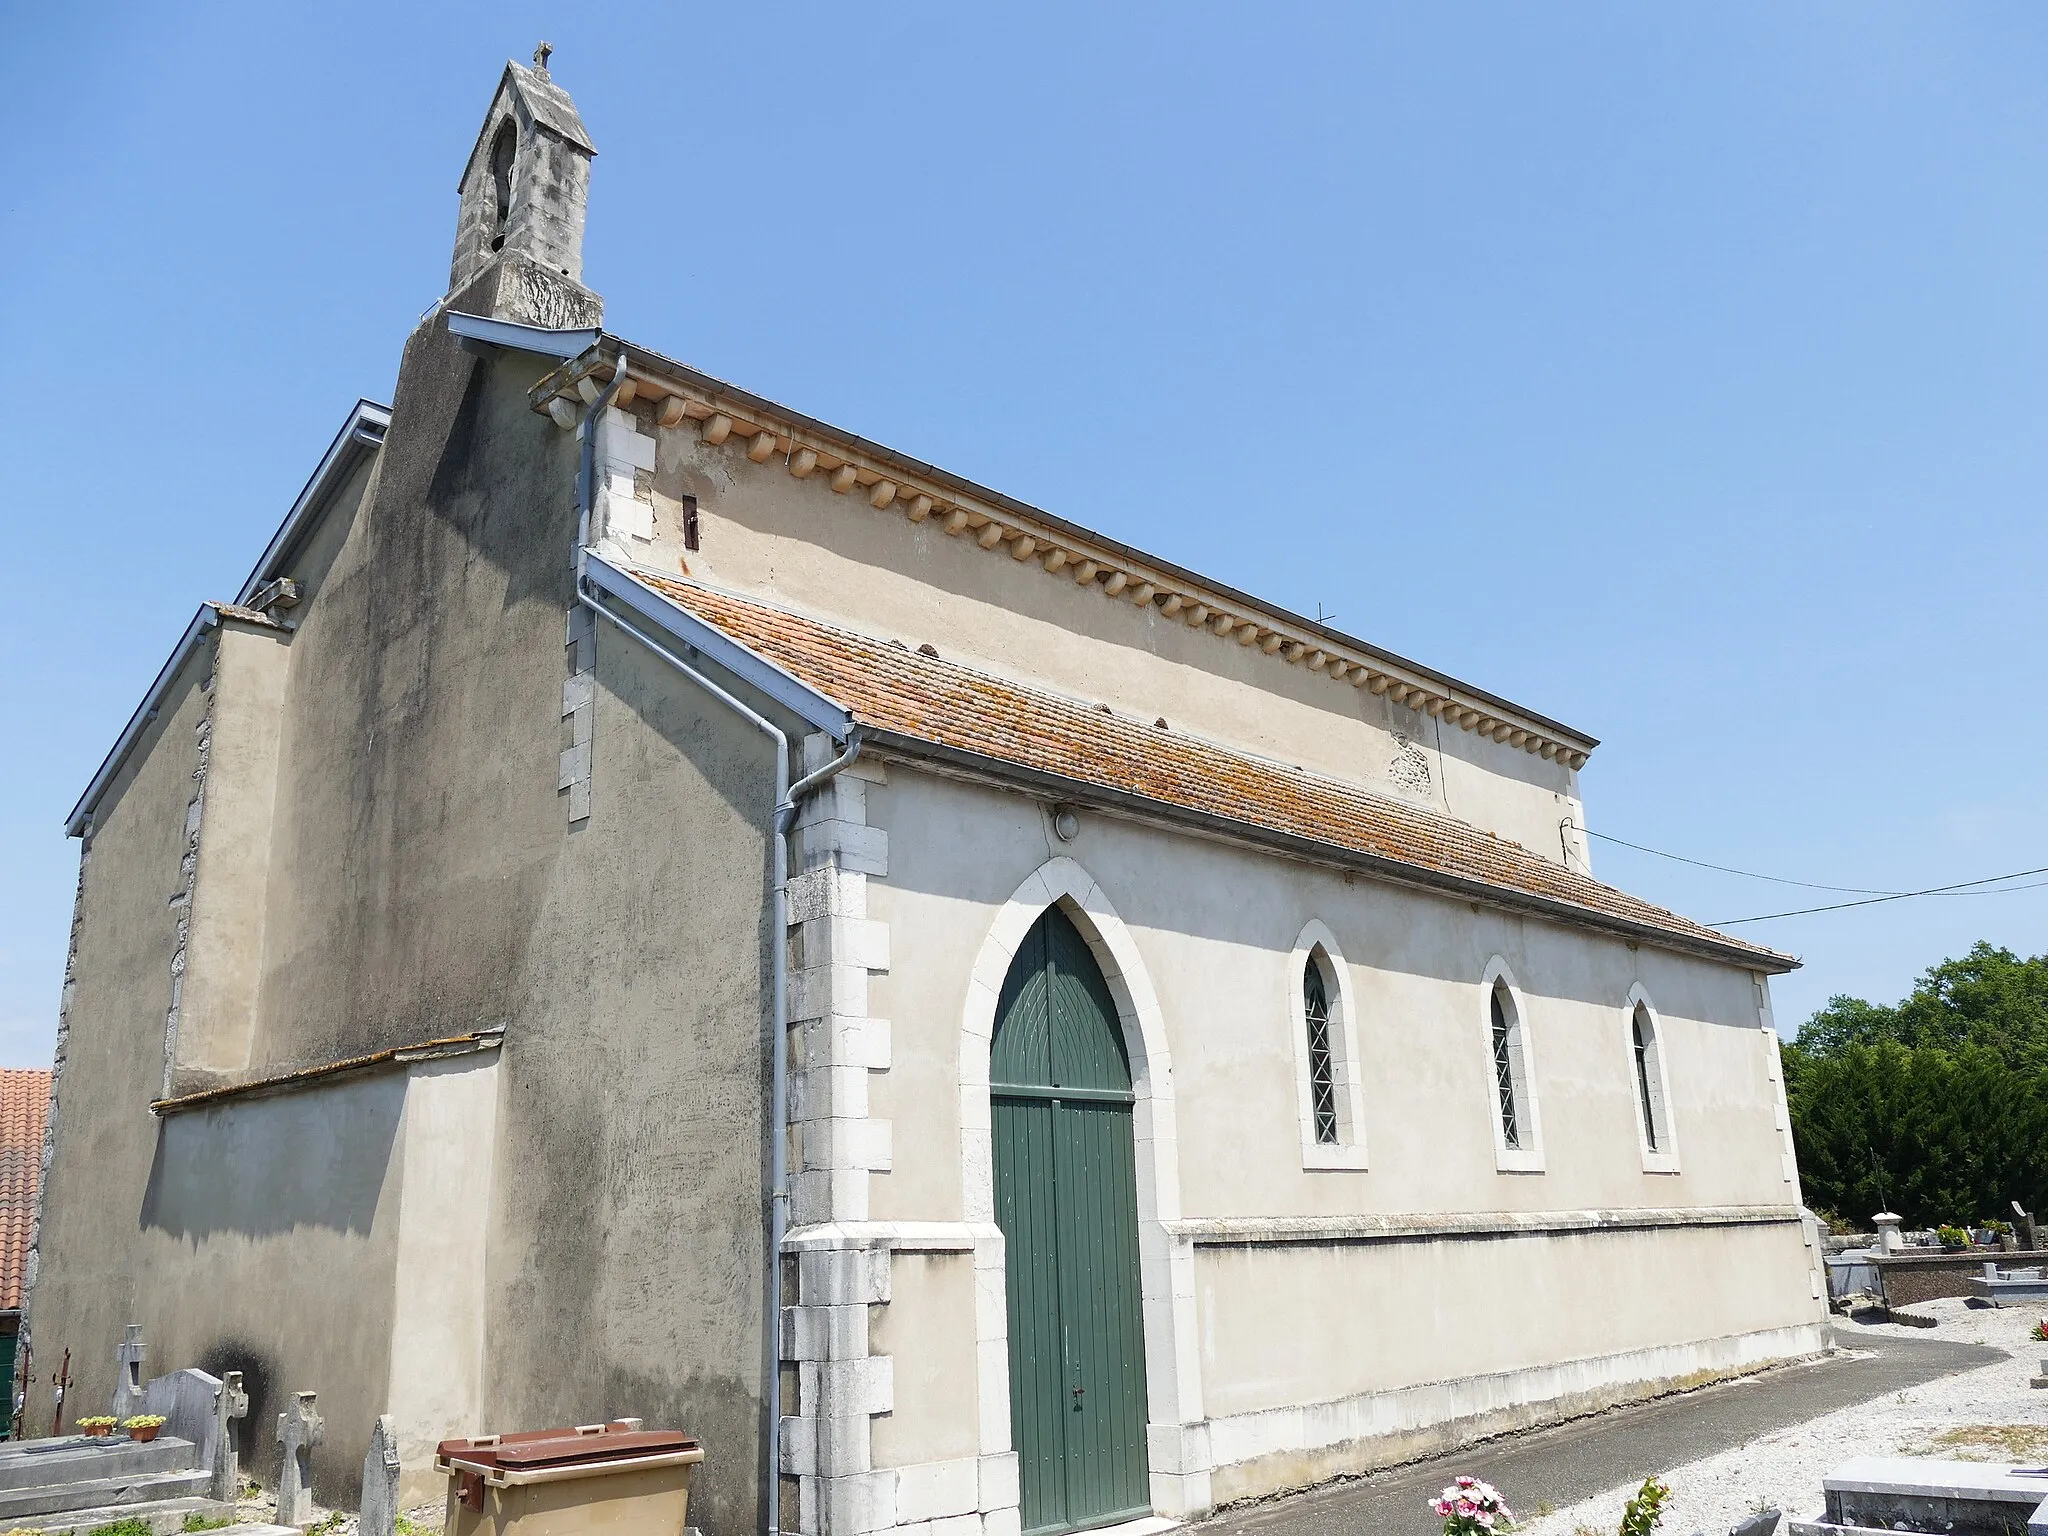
[992,908,1151,1536]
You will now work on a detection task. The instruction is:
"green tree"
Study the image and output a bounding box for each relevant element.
[1786,944,2048,1230]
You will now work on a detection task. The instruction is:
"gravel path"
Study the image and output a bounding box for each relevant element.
[1197,1310,2006,1536]
[1507,1298,2047,1535]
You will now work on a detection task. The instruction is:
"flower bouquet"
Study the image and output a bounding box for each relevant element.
[1431,1475,1514,1533]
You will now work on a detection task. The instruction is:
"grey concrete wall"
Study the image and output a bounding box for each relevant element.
[133,1074,407,1494]
[478,609,779,1536]
[35,299,780,1531]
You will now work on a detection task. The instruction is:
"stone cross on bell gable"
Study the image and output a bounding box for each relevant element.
[275,1392,324,1527]
[210,1371,249,1502]
[111,1325,147,1422]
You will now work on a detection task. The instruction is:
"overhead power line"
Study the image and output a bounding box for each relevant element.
[1571,824,1903,895]
[1564,821,2048,926]
[1711,867,2048,926]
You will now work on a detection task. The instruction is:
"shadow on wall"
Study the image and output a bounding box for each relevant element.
[196,1341,273,1484]
[138,1073,402,1241]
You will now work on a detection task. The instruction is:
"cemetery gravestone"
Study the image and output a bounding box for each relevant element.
[111,1325,147,1422]
[212,1371,249,1502]
[275,1391,324,1527]
[360,1415,400,1536]
[141,1367,224,1464]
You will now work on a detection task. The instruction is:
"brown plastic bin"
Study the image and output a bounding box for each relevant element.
[436,1423,704,1536]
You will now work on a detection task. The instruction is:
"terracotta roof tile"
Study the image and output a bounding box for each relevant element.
[0,1070,51,1312]
[636,573,1794,972]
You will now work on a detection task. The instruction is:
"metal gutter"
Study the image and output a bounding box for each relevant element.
[572,579,860,1536]
[67,401,393,837]
[576,336,1600,753]
[583,554,856,741]
[149,1027,505,1116]
[234,400,390,604]
[858,728,1799,974]
[445,311,600,360]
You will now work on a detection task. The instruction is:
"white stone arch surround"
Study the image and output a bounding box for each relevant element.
[1481,955,1545,1174]
[1286,919,1371,1170]
[960,856,1211,1518]
[1625,981,1682,1174]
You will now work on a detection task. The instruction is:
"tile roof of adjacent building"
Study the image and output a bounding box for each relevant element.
[0,1070,51,1312]
[628,571,1796,973]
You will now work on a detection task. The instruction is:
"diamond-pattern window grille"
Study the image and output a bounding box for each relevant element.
[1633,1007,1660,1152]
[1491,986,1522,1150]
[1304,959,1339,1145]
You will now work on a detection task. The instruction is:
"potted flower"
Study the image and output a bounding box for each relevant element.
[1937,1224,1971,1252]
[1431,1475,1514,1533]
[122,1415,167,1443]
[76,1416,116,1438]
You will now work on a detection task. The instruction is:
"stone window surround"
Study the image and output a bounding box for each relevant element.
[1284,920,1370,1172]
[1480,956,1545,1174]
[1624,983,1681,1175]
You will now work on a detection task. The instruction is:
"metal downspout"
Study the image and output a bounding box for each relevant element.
[574,586,862,1536]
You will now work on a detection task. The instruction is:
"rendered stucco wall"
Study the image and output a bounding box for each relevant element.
[35,310,782,1532]
[173,621,292,1090]
[25,644,213,1439]
[626,422,1586,866]
[854,765,1822,1505]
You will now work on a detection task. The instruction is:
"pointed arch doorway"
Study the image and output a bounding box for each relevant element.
[992,906,1152,1536]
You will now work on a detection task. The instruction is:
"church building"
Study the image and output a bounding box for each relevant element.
[24,53,1829,1536]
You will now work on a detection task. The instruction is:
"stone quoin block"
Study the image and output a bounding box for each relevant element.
[787,866,868,924]
[893,1457,981,1523]
[782,1302,870,1362]
[976,1453,1020,1513]
[797,820,889,876]
[791,1064,872,1123]
[797,1245,892,1307]
[784,1412,872,1478]
[791,1169,868,1227]
[803,1117,893,1173]
[788,963,870,1026]
[814,1469,897,1534]
[814,1354,893,1417]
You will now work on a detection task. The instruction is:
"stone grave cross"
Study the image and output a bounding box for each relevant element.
[275,1392,324,1527]
[111,1325,147,1422]
[210,1371,249,1502]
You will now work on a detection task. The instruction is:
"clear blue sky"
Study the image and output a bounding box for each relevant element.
[4,4,2045,1064]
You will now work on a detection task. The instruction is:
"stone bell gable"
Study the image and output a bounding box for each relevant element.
[447,47,602,331]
